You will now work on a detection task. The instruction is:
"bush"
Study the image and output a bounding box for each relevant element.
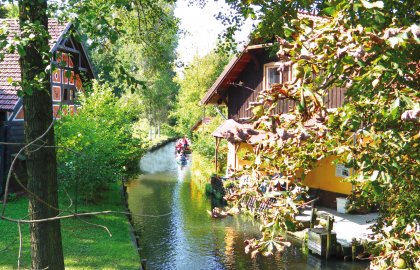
[205,183,213,195]
[55,82,144,202]
[191,117,227,174]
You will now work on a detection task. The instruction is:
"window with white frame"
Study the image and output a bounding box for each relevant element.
[264,62,292,89]
[264,63,280,89]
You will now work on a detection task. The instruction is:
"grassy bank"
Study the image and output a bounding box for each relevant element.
[0,183,139,270]
[190,152,214,192]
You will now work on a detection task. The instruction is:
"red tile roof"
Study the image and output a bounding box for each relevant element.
[0,19,69,111]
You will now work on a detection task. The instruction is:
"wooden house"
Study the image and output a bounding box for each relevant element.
[0,19,95,195]
[201,34,352,208]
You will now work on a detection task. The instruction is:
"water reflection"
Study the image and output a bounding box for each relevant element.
[127,143,368,270]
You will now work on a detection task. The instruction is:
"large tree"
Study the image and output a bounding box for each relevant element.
[19,0,64,269]
[173,52,228,135]
[1,0,180,268]
[72,0,180,137]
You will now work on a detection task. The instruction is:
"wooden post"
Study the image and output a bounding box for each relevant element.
[234,143,240,171]
[326,215,334,260]
[215,137,220,173]
[141,259,147,270]
[351,238,357,261]
[310,208,317,229]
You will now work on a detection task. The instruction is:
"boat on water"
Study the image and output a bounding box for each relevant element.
[175,137,191,154]
[175,136,191,166]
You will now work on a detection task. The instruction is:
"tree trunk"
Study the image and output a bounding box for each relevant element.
[19,1,65,269]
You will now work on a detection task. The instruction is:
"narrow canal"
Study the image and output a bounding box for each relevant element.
[126,143,368,270]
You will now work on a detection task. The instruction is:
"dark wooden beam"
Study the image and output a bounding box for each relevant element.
[57,45,79,54]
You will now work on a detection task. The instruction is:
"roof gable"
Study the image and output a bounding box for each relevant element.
[200,12,328,106]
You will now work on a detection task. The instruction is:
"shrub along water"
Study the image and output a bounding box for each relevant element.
[55,82,144,202]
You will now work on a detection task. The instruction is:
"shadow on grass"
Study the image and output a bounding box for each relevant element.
[0,184,139,270]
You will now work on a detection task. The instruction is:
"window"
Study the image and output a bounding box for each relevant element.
[63,89,68,101]
[267,66,280,88]
[62,88,76,103]
[264,62,292,89]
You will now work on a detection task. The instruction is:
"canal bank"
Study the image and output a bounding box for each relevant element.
[126,142,369,270]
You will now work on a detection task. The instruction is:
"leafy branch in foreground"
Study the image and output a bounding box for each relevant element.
[215,0,419,267]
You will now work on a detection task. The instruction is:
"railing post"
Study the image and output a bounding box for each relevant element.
[326,215,334,260]
[310,208,317,229]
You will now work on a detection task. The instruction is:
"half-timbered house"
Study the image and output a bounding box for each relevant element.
[201,28,352,207]
[0,19,95,195]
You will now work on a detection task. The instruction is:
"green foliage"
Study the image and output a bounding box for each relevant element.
[172,52,229,135]
[51,0,180,138]
[346,191,375,214]
[172,51,229,174]
[192,116,227,174]
[0,3,18,18]
[0,185,139,269]
[190,152,215,193]
[216,0,419,265]
[56,82,144,201]
[205,183,213,195]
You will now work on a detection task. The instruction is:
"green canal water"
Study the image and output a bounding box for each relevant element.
[126,143,368,270]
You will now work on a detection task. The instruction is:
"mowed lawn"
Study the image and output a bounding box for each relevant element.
[0,184,139,269]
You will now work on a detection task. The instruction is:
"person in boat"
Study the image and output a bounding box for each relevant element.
[179,151,187,164]
[176,140,183,153]
[182,135,189,149]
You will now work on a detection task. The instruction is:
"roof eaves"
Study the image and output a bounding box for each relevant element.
[79,38,97,79]
[50,21,72,53]
[200,43,275,106]
[200,50,245,106]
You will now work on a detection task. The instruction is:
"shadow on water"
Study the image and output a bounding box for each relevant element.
[126,143,369,270]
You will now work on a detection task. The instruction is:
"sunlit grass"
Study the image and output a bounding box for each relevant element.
[0,183,139,269]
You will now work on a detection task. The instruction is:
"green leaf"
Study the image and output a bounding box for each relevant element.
[389,98,400,119]
[323,6,335,16]
[283,27,293,38]
[17,45,26,57]
[252,105,264,117]
[285,219,295,231]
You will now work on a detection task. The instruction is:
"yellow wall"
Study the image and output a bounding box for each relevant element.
[302,156,353,195]
[227,142,253,171]
[237,143,253,169]
[227,141,236,171]
[226,141,352,195]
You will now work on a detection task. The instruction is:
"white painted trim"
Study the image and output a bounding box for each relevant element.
[12,106,24,121]
[263,61,295,90]
[263,62,281,90]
